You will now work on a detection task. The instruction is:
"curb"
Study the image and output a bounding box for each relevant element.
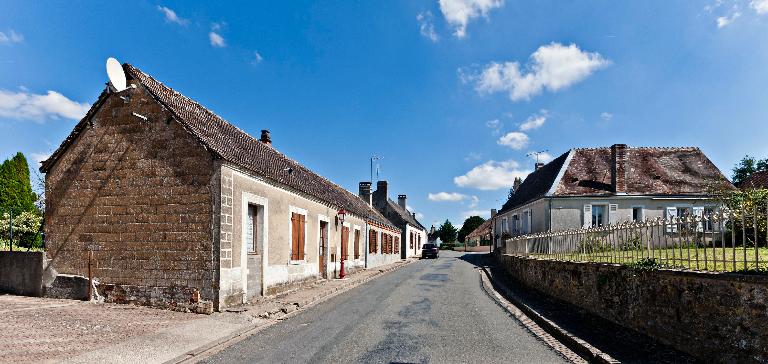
[479,266,618,364]
[166,259,415,364]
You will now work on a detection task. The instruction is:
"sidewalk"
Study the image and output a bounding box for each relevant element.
[0,259,413,364]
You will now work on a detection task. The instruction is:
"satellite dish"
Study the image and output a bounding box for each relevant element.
[106,57,127,92]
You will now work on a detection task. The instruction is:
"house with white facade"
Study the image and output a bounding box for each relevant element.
[492,144,734,249]
[362,181,427,259]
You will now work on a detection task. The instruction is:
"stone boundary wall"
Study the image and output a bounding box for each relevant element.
[0,252,44,296]
[495,254,768,363]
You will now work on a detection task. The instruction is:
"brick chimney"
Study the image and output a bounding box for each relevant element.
[359,182,372,206]
[513,177,522,192]
[491,209,497,218]
[611,143,628,194]
[535,162,544,170]
[397,194,407,210]
[259,130,272,147]
[373,180,388,204]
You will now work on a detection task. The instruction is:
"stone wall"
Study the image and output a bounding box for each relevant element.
[44,82,216,305]
[495,254,768,363]
[0,252,44,296]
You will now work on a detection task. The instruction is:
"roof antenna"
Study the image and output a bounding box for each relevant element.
[370,155,381,182]
[106,57,128,92]
[527,150,549,164]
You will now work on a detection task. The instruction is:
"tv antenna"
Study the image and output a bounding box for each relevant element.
[526,150,549,164]
[106,57,127,92]
[370,155,382,182]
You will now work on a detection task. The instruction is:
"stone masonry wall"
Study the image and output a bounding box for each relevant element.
[496,254,768,363]
[44,82,217,304]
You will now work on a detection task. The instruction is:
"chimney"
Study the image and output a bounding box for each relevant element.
[491,209,497,218]
[259,130,272,147]
[535,162,544,170]
[513,177,522,192]
[359,182,372,206]
[611,143,628,194]
[374,180,388,203]
[397,194,407,210]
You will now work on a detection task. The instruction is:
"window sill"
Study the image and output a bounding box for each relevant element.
[288,260,306,265]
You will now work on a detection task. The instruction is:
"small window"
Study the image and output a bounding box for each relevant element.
[632,207,643,222]
[246,204,259,253]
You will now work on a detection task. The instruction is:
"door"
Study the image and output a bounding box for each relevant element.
[246,204,262,299]
[319,221,328,278]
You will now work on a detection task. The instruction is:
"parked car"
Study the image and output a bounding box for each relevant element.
[421,243,439,259]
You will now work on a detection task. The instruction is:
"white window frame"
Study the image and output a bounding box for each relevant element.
[631,205,645,222]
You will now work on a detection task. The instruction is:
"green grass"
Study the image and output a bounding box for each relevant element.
[529,246,768,273]
[0,240,44,252]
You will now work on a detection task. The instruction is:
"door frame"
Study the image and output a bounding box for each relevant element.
[318,215,330,279]
[240,192,268,300]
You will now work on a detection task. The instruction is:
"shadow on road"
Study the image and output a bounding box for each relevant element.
[458,251,700,364]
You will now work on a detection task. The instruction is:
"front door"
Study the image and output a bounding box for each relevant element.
[319,221,328,278]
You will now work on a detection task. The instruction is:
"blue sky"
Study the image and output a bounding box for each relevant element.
[2,1,768,228]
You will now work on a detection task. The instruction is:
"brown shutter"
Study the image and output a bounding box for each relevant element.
[298,214,306,260]
[291,213,299,260]
[354,230,360,259]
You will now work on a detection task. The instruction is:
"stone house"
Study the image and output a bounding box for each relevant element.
[361,181,427,259]
[492,144,734,248]
[40,63,401,311]
[465,218,493,247]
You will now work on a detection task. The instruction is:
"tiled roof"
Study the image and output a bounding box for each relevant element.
[738,170,768,189]
[385,199,426,230]
[499,146,733,214]
[466,219,493,239]
[499,151,569,214]
[42,63,395,228]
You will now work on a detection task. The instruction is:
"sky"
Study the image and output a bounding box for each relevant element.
[1,1,768,229]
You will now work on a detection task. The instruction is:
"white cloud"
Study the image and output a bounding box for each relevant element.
[428,192,467,202]
[497,131,529,150]
[469,195,479,208]
[251,51,263,65]
[519,111,548,131]
[30,152,50,166]
[438,0,504,38]
[417,11,439,42]
[717,12,741,27]
[467,42,610,102]
[0,30,23,44]
[157,6,188,26]
[454,159,530,190]
[209,31,225,47]
[752,0,768,14]
[461,209,490,219]
[464,152,482,162]
[600,112,613,121]
[415,212,424,219]
[0,89,90,122]
[527,151,553,164]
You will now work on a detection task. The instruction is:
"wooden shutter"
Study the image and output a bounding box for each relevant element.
[395,237,399,254]
[608,204,619,225]
[369,230,376,254]
[299,214,306,259]
[354,230,360,259]
[583,204,592,228]
[291,213,300,260]
[666,207,678,233]
[342,226,349,260]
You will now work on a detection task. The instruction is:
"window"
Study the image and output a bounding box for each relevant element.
[704,207,716,231]
[246,204,259,254]
[291,212,306,260]
[394,236,400,254]
[632,207,643,222]
[354,229,360,259]
[592,205,606,227]
[417,235,421,249]
[369,230,378,254]
[410,232,414,249]
[502,218,508,233]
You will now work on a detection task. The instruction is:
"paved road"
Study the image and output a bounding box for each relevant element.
[203,251,567,364]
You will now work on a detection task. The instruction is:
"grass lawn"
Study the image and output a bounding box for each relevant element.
[529,246,768,272]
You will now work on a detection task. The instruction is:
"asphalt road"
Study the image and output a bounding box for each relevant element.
[203,251,567,364]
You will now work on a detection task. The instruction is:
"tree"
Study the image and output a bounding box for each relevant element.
[0,152,38,213]
[732,155,768,186]
[436,219,458,245]
[458,215,485,244]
